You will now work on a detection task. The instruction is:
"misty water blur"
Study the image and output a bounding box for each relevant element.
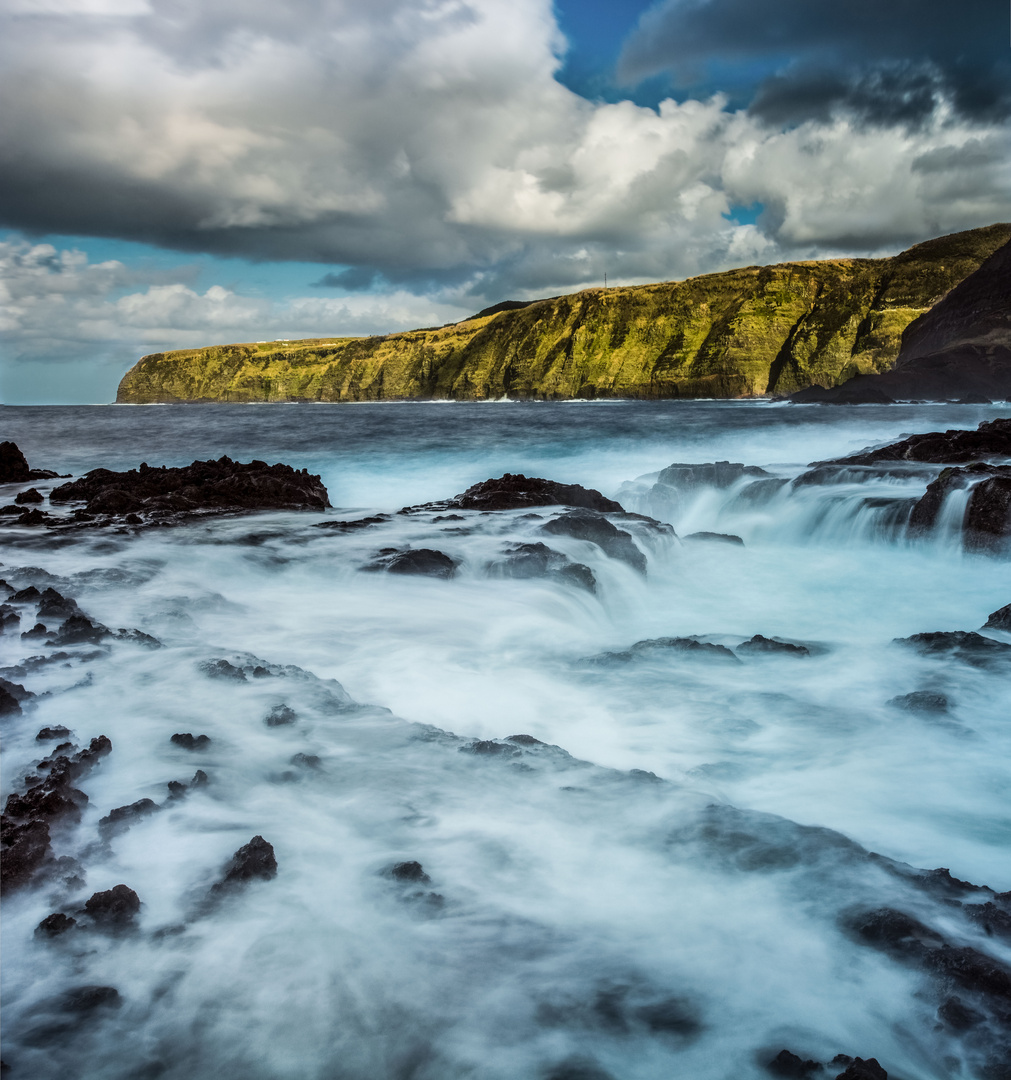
[1,401,1009,1080]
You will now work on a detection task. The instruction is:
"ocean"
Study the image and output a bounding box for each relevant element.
[2,400,1009,1080]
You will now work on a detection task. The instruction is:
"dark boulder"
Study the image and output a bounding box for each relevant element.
[84,884,141,928]
[364,548,458,578]
[833,1058,887,1080]
[36,912,77,937]
[895,630,1011,668]
[0,442,31,483]
[12,586,41,602]
[265,704,298,726]
[99,798,160,835]
[47,614,111,646]
[965,473,1011,551]
[434,473,623,513]
[0,818,51,893]
[488,542,596,592]
[984,603,1011,631]
[199,658,247,681]
[14,508,49,526]
[0,605,19,634]
[766,1049,822,1077]
[37,587,82,622]
[21,623,49,641]
[171,733,211,750]
[58,985,122,1012]
[211,836,278,896]
[887,690,949,714]
[0,687,21,716]
[390,861,431,883]
[4,783,86,824]
[15,488,44,504]
[50,456,331,520]
[541,510,646,573]
[938,996,986,1030]
[737,635,809,657]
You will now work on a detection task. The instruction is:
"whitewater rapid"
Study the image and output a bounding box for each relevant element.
[2,401,1009,1080]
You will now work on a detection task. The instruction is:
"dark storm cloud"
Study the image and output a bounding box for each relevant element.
[618,0,1011,125]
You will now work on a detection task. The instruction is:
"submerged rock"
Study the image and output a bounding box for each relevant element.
[47,614,111,646]
[49,456,330,521]
[833,1058,887,1080]
[682,531,744,545]
[887,690,950,714]
[596,637,740,664]
[265,704,298,726]
[390,861,431,883]
[363,548,458,578]
[657,461,771,489]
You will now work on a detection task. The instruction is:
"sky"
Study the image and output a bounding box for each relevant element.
[1,0,1009,404]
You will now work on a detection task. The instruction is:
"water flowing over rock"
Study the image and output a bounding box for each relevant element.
[403,473,624,513]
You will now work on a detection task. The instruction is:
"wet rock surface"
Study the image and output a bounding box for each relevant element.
[824,418,1011,466]
[985,602,1011,631]
[170,733,211,750]
[206,836,278,903]
[593,637,740,664]
[403,473,624,513]
[48,455,330,522]
[488,541,596,591]
[888,690,950,713]
[737,635,810,656]
[541,510,646,573]
[0,442,62,483]
[683,531,744,545]
[363,547,458,578]
[83,884,141,928]
[895,630,1011,667]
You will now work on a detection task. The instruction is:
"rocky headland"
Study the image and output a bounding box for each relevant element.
[115,224,1010,404]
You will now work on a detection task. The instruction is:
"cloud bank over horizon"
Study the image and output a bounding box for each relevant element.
[1,0,1009,402]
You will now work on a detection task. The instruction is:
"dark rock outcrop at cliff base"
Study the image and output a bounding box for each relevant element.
[907,463,1011,552]
[984,603,1011,631]
[0,442,63,483]
[823,418,1011,466]
[791,237,1011,403]
[49,456,330,521]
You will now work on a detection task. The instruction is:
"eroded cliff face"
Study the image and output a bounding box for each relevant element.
[116,223,1011,404]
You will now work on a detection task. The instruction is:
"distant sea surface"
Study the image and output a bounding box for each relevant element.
[2,399,1009,1080]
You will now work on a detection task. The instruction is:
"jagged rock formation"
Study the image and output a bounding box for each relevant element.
[791,235,1011,402]
[116,224,1010,404]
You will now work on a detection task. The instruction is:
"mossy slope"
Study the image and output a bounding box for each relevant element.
[117,224,1011,403]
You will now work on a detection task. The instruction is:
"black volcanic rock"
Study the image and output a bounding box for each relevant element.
[47,614,111,646]
[363,548,458,578]
[823,418,1011,466]
[99,798,160,835]
[887,690,950,714]
[766,1049,821,1077]
[405,473,623,513]
[656,461,771,489]
[265,704,298,726]
[15,488,44,504]
[834,1059,887,1080]
[84,884,140,928]
[1,819,51,893]
[36,912,77,937]
[984,603,1011,631]
[737,635,809,656]
[171,733,211,750]
[683,531,745,545]
[210,836,278,898]
[906,461,1011,551]
[488,541,596,592]
[541,510,646,573]
[50,456,330,520]
[0,442,31,483]
[895,630,1011,667]
[596,637,740,664]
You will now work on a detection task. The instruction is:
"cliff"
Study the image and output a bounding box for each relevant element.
[116,223,1011,404]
